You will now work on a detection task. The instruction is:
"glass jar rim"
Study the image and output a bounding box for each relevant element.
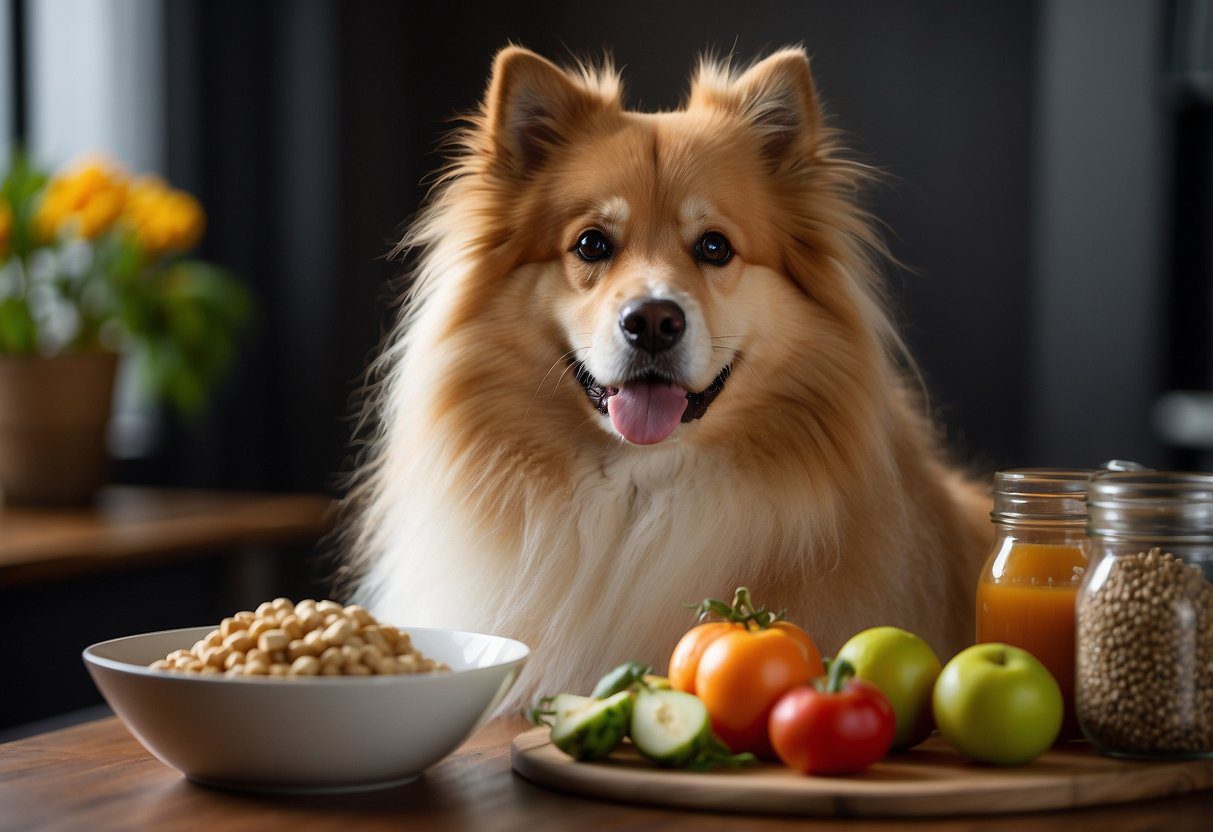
[1088,470,1213,540]
[991,468,1092,524]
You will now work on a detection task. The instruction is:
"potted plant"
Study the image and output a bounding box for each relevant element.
[0,154,249,504]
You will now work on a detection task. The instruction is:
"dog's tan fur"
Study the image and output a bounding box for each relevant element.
[342,46,991,711]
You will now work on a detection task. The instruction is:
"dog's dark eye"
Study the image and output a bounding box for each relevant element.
[696,231,732,266]
[573,230,613,262]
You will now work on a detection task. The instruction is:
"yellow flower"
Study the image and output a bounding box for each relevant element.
[35,158,128,241]
[122,176,205,255]
[0,199,11,257]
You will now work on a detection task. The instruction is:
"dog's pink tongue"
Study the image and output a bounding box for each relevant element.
[608,381,688,445]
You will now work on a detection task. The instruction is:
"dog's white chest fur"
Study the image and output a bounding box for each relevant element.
[355,431,927,712]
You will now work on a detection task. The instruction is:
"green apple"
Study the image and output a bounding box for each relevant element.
[836,626,941,749]
[932,643,1062,765]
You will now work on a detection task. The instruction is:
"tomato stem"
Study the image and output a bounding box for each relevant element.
[826,658,855,694]
[688,586,788,629]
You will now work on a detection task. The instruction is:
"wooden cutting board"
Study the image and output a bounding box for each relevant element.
[511,727,1213,817]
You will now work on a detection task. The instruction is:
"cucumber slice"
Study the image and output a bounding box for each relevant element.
[642,674,672,690]
[630,688,713,767]
[550,691,633,760]
[548,693,593,722]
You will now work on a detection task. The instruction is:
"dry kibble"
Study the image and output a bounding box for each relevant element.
[1078,548,1213,755]
[258,629,290,653]
[344,605,374,627]
[147,599,450,679]
[289,655,321,676]
[223,631,255,652]
[281,615,305,640]
[323,618,355,646]
[298,608,325,633]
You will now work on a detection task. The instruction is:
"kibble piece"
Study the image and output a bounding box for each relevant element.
[315,599,343,615]
[150,659,172,671]
[280,615,304,640]
[248,619,273,639]
[258,629,290,653]
[289,655,321,676]
[343,662,371,676]
[223,631,255,652]
[323,617,355,646]
[344,605,374,627]
[255,601,276,618]
[224,651,245,670]
[268,663,290,676]
[219,617,241,638]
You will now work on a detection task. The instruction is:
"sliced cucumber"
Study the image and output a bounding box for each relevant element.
[641,674,672,691]
[630,688,713,767]
[550,691,633,760]
[548,693,593,722]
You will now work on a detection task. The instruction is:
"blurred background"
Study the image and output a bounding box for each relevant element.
[1,0,1210,735]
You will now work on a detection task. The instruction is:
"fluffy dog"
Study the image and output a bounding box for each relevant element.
[342,45,991,711]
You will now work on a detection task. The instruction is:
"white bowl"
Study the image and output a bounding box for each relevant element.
[83,625,528,793]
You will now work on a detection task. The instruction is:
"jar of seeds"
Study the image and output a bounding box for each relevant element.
[1076,471,1213,759]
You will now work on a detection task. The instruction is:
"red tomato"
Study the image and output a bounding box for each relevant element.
[768,665,896,775]
[695,628,820,758]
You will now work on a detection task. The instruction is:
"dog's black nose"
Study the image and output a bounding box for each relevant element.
[619,298,686,353]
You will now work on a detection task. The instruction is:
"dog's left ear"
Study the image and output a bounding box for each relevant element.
[692,48,821,166]
[483,46,618,178]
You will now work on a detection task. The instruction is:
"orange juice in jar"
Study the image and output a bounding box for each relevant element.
[976,470,1091,740]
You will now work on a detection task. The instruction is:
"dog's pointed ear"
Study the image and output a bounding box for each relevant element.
[483,46,616,178]
[692,48,821,165]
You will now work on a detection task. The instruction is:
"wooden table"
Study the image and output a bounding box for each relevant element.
[0,486,336,587]
[2,717,1211,831]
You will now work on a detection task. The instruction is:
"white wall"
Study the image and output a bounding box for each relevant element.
[27,0,163,173]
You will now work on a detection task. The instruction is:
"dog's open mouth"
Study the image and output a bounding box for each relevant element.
[572,361,733,445]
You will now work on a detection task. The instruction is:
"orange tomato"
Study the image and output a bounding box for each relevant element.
[668,621,741,694]
[694,627,824,758]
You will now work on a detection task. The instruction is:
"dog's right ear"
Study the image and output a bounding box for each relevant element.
[483,46,616,178]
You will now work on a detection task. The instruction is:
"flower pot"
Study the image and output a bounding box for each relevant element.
[0,352,119,505]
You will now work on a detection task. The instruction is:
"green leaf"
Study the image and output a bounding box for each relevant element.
[0,297,38,354]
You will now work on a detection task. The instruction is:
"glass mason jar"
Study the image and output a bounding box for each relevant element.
[1077,471,1213,759]
[976,469,1092,740]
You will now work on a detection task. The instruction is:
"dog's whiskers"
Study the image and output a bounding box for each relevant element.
[523,347,586,421]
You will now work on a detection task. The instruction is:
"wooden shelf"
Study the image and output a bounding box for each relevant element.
[0,486,337,587]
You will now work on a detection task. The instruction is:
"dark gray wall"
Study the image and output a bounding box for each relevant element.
[1028,0,1170,469]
